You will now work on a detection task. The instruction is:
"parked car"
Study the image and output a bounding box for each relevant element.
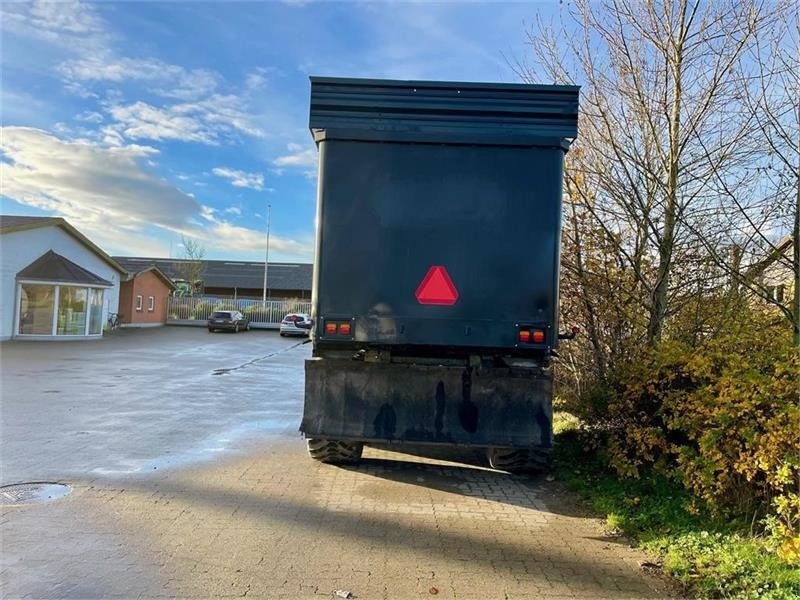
[280,313,312,337]
[208,310,250,333]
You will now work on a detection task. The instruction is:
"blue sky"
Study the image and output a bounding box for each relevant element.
[1,1,559,261]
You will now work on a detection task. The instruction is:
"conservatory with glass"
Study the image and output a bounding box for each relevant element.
[15,250,110,338]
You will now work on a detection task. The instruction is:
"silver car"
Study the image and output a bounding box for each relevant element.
[279,313,312,336]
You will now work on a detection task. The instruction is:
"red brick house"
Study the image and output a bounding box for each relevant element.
[119,266,175,327]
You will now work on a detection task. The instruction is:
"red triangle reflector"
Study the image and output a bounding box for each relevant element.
[415,266,459,306]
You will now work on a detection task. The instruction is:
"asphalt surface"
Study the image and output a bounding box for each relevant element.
[0,327,675,599]
[1,327,307,483]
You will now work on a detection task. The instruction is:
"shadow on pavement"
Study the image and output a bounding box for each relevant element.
[340,455,592,518]
[109,474,653,595]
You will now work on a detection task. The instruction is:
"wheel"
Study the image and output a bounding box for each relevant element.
[306,439,363,464]
[234,323,240,333]
[487,447,552,474]
[208,328,215,333]
[246,323,251,331]
[280,332,286,337]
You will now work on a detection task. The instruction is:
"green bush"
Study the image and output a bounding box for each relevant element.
[570,308,800,564]
[190,301,215,320]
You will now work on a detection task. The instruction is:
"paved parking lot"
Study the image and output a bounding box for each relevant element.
[1,328,673,599]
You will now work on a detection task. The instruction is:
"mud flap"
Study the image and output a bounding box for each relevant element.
[300,358,552,449]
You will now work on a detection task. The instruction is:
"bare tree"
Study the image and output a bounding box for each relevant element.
[688,1,799,344]
[515,0,778,346]
[174,236,206,295]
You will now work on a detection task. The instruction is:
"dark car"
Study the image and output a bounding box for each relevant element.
[208,310,250,333]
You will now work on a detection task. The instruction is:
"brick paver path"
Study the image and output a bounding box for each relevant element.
[2,440,674,599]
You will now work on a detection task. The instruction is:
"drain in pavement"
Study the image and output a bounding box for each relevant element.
[0,482,72,506]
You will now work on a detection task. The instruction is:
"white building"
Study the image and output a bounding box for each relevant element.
[0,216,126,340]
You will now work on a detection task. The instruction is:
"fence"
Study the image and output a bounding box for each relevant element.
[167,296,312,328]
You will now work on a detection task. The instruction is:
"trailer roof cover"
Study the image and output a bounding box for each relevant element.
[309,76,580,145]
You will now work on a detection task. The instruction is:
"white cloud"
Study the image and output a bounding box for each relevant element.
[224,206,242,215]
[192,199,313,257]
[0,1,112,87]
[0,126,198,236]
[2,2,108,47]
[212,167,265,190]
[108,102,214,144]
[8,4,218,103]
[200,205,217,221]
[4,2,263,148]
[245,72,268,91]
[27,1,106,34]
[274,142,317,168]
[208,221,313,257]
[186,95,264,139]
[105,95,263,145]
[60,56,220,101]
[0,126,312,259]
[273,142,318,179]
[76,110,104,124]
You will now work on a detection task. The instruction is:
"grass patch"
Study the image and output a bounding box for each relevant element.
[553,426,800,599]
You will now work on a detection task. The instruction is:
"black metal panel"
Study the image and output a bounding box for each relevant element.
[301,358,552,448]
[313,139,564,351]
[310,77,580,140]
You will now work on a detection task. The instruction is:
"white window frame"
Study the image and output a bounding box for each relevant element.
[15,280,108,338]
[776,284,785,304]
[136,294,143,311]
[148,296,155,312]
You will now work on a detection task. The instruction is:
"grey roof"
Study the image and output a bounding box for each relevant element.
[18,250,113,286]
[0,215,58,231]
[113,257,313,291]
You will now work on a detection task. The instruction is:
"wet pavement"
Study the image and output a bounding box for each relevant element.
[0,327,674,599]
[1,327,307,482]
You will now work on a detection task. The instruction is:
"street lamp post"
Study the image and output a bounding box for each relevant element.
[262,204,271,304]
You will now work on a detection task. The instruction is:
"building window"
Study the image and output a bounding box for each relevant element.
[136,295,143,311]
[18,284,105,337]
[19,284,55,335]
[148,296,155,312]
[56,286,87,335]
[88,288,104,335]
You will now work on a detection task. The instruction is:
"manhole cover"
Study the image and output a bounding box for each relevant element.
[0,482,71,506]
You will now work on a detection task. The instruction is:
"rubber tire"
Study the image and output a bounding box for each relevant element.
[208,328,215,333]
[234,323,239,333]
[306,439,364,464]
[280,332,286,337]
[487,447,552,474]
[246,323,251,331]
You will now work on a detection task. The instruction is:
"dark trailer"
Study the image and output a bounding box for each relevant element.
[300,76,580,470]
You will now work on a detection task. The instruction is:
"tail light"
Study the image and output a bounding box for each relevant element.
[517,326,547,345]
[323,319,354,338]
